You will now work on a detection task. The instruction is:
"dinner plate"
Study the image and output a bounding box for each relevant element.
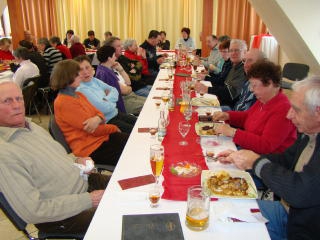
[170,161,201,178]
[195,122,218,136]
[191,97,220,107]
[201,170,258,199]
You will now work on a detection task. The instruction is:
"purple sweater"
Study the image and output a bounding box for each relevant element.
[95,65,126,113]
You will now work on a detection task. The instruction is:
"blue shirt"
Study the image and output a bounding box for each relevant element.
[77,77,119,122]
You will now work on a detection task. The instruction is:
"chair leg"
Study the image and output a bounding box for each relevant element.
[32,100,42,123]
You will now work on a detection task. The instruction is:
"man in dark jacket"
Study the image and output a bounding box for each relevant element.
[218,75,320,240]
[139,30,167,77]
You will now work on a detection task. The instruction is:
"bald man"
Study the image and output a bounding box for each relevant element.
[0,81,109,235]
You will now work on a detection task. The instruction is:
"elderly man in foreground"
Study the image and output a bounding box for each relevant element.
[0,80,109,235]
[218,76,320,240]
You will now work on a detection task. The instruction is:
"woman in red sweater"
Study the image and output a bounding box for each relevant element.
[213,60,297,154]
[51,60,128,166]
[0,38,14,61]
[69,36,86,58]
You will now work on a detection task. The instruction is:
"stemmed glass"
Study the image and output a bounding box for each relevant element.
[161,91,170,107]
[150,144,164,184]
[178,121,191,146]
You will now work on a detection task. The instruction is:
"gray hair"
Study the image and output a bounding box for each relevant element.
[13,47,30,60]
[292,75,320,113]
[123,38,136,50]
[104,36,120,47]
[230,39,247,51]
[38,37,50,47]
[71,35,80,43]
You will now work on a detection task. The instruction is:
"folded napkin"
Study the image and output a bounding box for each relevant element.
[152,96,162,100]
[118,174,155,190]
[159,79,173,81]
[211,202,268,223]
[175,73,191,77]
[138,127,157,133]
[156,87,170,90]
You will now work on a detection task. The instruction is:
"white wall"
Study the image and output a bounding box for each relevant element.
[249,0,320,74]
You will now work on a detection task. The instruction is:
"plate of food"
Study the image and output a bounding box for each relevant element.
[191,97,220,107]
[195,122,218,136]
[201,170,258,199]
[170,161,201,178]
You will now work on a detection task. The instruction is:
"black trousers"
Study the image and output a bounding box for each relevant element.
[90,132,129,165]
[108,112,137,134]
[35,173,110,236]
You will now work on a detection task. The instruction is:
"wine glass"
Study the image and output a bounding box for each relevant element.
[167,67,173,80]
[178,121,191,146]
[150,144,164,184]
[161,92,170,107]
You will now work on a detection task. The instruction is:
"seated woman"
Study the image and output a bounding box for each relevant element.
[69,35,86,58]
[212,60,297,154]
[158,31,170,50]
[74,55,136,133]
[0,38,14,61]
[175,27,196,50]
[95,45,145,115]
[51,59,129,166]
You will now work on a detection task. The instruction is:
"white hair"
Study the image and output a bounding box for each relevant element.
[71,35,80,44]
[230,39,247,51]
[123,38,136,50]
[292,75,320,113]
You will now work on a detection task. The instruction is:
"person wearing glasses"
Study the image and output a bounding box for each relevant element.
[212,60,297,155]
[195,39,247,107]
[0,80,111,236]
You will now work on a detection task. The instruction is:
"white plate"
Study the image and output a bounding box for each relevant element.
[201,169,258,199]
[191,97,220,107]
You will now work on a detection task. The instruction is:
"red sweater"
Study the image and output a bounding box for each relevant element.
[56,44,72,59]
[124,50,149,75]
[0,50,14,60]
[228,91,297,154]
[54,92,119,157]
[70,43,86,58]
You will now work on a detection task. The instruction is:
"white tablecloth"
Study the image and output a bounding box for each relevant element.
[84,69,270,240]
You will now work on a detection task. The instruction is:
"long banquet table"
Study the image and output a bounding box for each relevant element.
[84,67,270,240]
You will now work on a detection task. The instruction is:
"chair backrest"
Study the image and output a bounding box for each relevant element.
[282,63,309,81]
[49,116,72,154]
[0,192,27,232]
[22,76,41,109]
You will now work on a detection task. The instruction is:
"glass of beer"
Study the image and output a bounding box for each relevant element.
[185,185,210,231]
[150,144,164,184]
[148,184,162,208]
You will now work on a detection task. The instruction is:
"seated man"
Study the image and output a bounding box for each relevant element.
[83,30,100,50]
[223,48,266,112]
[106,37,153,97]
[12,47,40,88]
[218,76,320,240]
[75,55,136,134]
[0,80,109,235]
[195,39,247,108]
[201,35,222,73]
[96,45,146,115]
[140,30,167,77]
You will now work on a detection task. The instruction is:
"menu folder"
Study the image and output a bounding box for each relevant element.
[122,213,184,240]
[118,174,155,190]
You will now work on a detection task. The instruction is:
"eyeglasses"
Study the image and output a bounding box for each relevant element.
[0,96,24,105]
[242,58,254,64]
[229,49,241,53]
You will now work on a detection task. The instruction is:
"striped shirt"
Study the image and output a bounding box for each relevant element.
[43,47,63,73]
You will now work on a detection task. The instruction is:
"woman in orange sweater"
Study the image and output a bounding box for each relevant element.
[51,60,128,166]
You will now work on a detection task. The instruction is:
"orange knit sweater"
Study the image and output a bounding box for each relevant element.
[54,92,119,157]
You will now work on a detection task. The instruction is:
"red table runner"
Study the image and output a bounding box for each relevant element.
[162,66,208,201]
